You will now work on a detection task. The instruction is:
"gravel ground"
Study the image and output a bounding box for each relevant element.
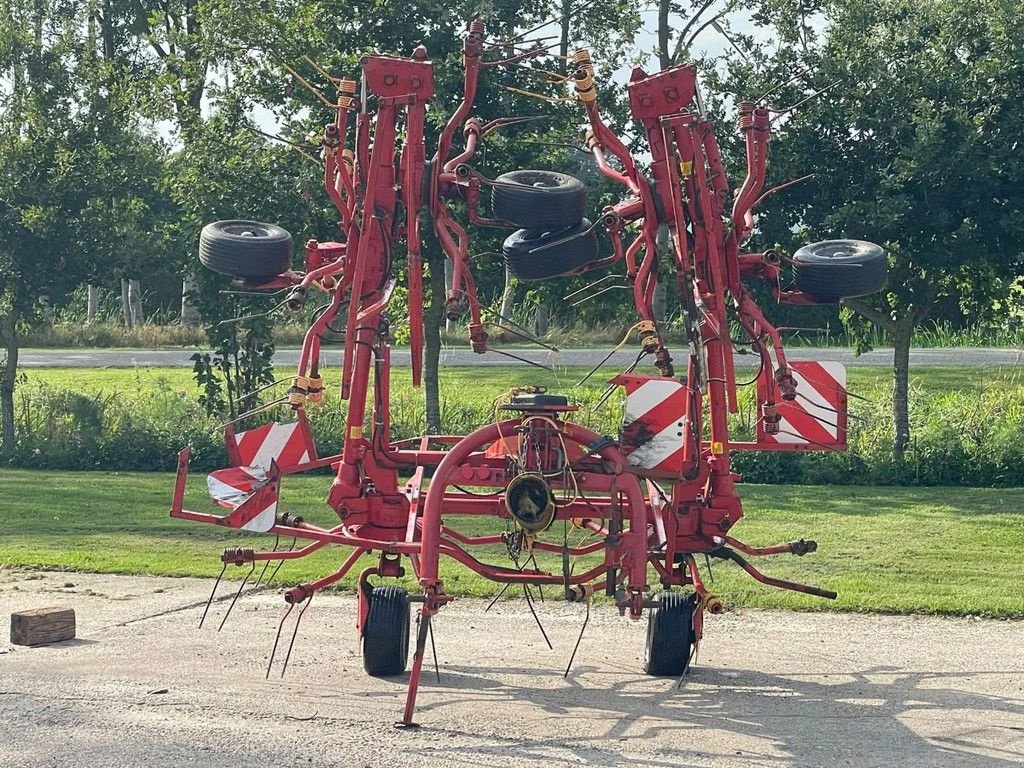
[2,569,1023,768]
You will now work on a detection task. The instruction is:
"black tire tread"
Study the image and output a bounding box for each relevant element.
[199,220,293,279]
[503,219,600,281]
[491,170,587,231]
[793,239,887,303]
[362,585,410,677]
[643,591,694,676]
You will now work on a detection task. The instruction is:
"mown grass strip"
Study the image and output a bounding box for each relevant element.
[1,469,1021,617]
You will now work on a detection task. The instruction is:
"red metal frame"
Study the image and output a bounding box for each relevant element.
[169,19,863,726]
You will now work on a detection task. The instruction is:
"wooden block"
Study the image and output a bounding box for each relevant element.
[10,607,76,646]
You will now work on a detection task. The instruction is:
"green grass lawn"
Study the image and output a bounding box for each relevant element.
[2,468,1022,617]
[22,363,1023,400]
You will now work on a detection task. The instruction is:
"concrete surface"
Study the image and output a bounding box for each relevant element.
[2,569,1023,768]
[18,345,1024,369]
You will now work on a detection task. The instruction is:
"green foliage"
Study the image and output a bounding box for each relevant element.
[7,365,1024,487]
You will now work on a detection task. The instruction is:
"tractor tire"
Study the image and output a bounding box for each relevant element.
[643,591,695,676]
[792,239,887,303]
[199,220,293,280]
[502,219,600,281]
[491,170,587,231]
[362,585,411,677]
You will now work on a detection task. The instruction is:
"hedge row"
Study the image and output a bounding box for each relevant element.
[6,374,1024,487]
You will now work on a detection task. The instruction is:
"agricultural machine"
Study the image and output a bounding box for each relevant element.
[170,17,886,726]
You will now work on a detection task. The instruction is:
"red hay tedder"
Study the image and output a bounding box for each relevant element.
[169,18,886,727]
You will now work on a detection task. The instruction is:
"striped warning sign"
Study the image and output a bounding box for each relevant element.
[230,421,311,471]
[759,361,847,449]
[206,466,278,532]
[612,373,689,474]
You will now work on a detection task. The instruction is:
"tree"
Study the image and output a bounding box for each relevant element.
[722,0,1024,454]
[0,0,165,451]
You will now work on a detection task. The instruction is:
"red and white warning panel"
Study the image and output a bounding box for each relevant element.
[207,466,278,532]
[200,418,316,533]
[758,361,848,450]
[612,373,689,475]
[226,419,313,471]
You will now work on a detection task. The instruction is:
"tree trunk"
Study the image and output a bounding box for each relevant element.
[533,299,550,338]
[120,278,132,329]
[652,281,667,323]
[128,278,143,326]
[87,285,98,321]
[657,0,671,69]
[443,259,456,334]
[0,313,18,454]
[424,256,445,434]
[180,271,201,327]
[891,314,914,456]
[499,268,516,323]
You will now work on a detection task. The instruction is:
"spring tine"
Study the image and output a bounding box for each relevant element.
[527,553,544,603]
[216,397,289,430]
[216,297,291,327]
[576,346,621,387]
[266,603,295,679]
[483,321,559,352]
[427,616,440,683]
[485,347,554,371]
[218,561,256,632]
[232,380,284,408]
[570,284,629,308]
[563,599,591,678]
[592,351,645,412]
[199,563,227,629]
[565,274,619,301]
[265,537,296,586]
[280,592,314,678]
[485,582,512,612]
[522,584,553,650]
[254,535,280,587]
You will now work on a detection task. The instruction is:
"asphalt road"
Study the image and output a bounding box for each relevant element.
[17,345,1024,368]
[2,570,1022,768]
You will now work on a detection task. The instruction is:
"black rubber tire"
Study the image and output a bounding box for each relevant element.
[199,220,293,279]
[362,585,411,677]
[793,239,887,303]
[643,591,695,676]
[491,170,587,230]
[502,219,600,281]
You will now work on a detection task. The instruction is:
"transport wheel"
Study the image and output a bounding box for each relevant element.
[792,239,887,302]
[502,219,599,280]
[643,591,695,676]
[199,220,293,280]
[362,585,411,677]
[491,170,587,230]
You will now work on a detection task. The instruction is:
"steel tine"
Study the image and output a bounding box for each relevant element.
[265,537,296,586]
[565,274,619,301]
[218,561,256,632]
[254,535,280,587]
[522,584,553,650]
[576,346,621,387]
[483,321,559,352]
[199,562,227,629]
[571,284,629,308]
[266,603,295,679]
[563,599,591,678]
[427,616,440,683]
[485,582,512,612]
[280,592,314,678]
[485,347,553,371]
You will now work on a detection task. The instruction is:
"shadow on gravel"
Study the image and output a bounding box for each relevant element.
[368,662,1024,767]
